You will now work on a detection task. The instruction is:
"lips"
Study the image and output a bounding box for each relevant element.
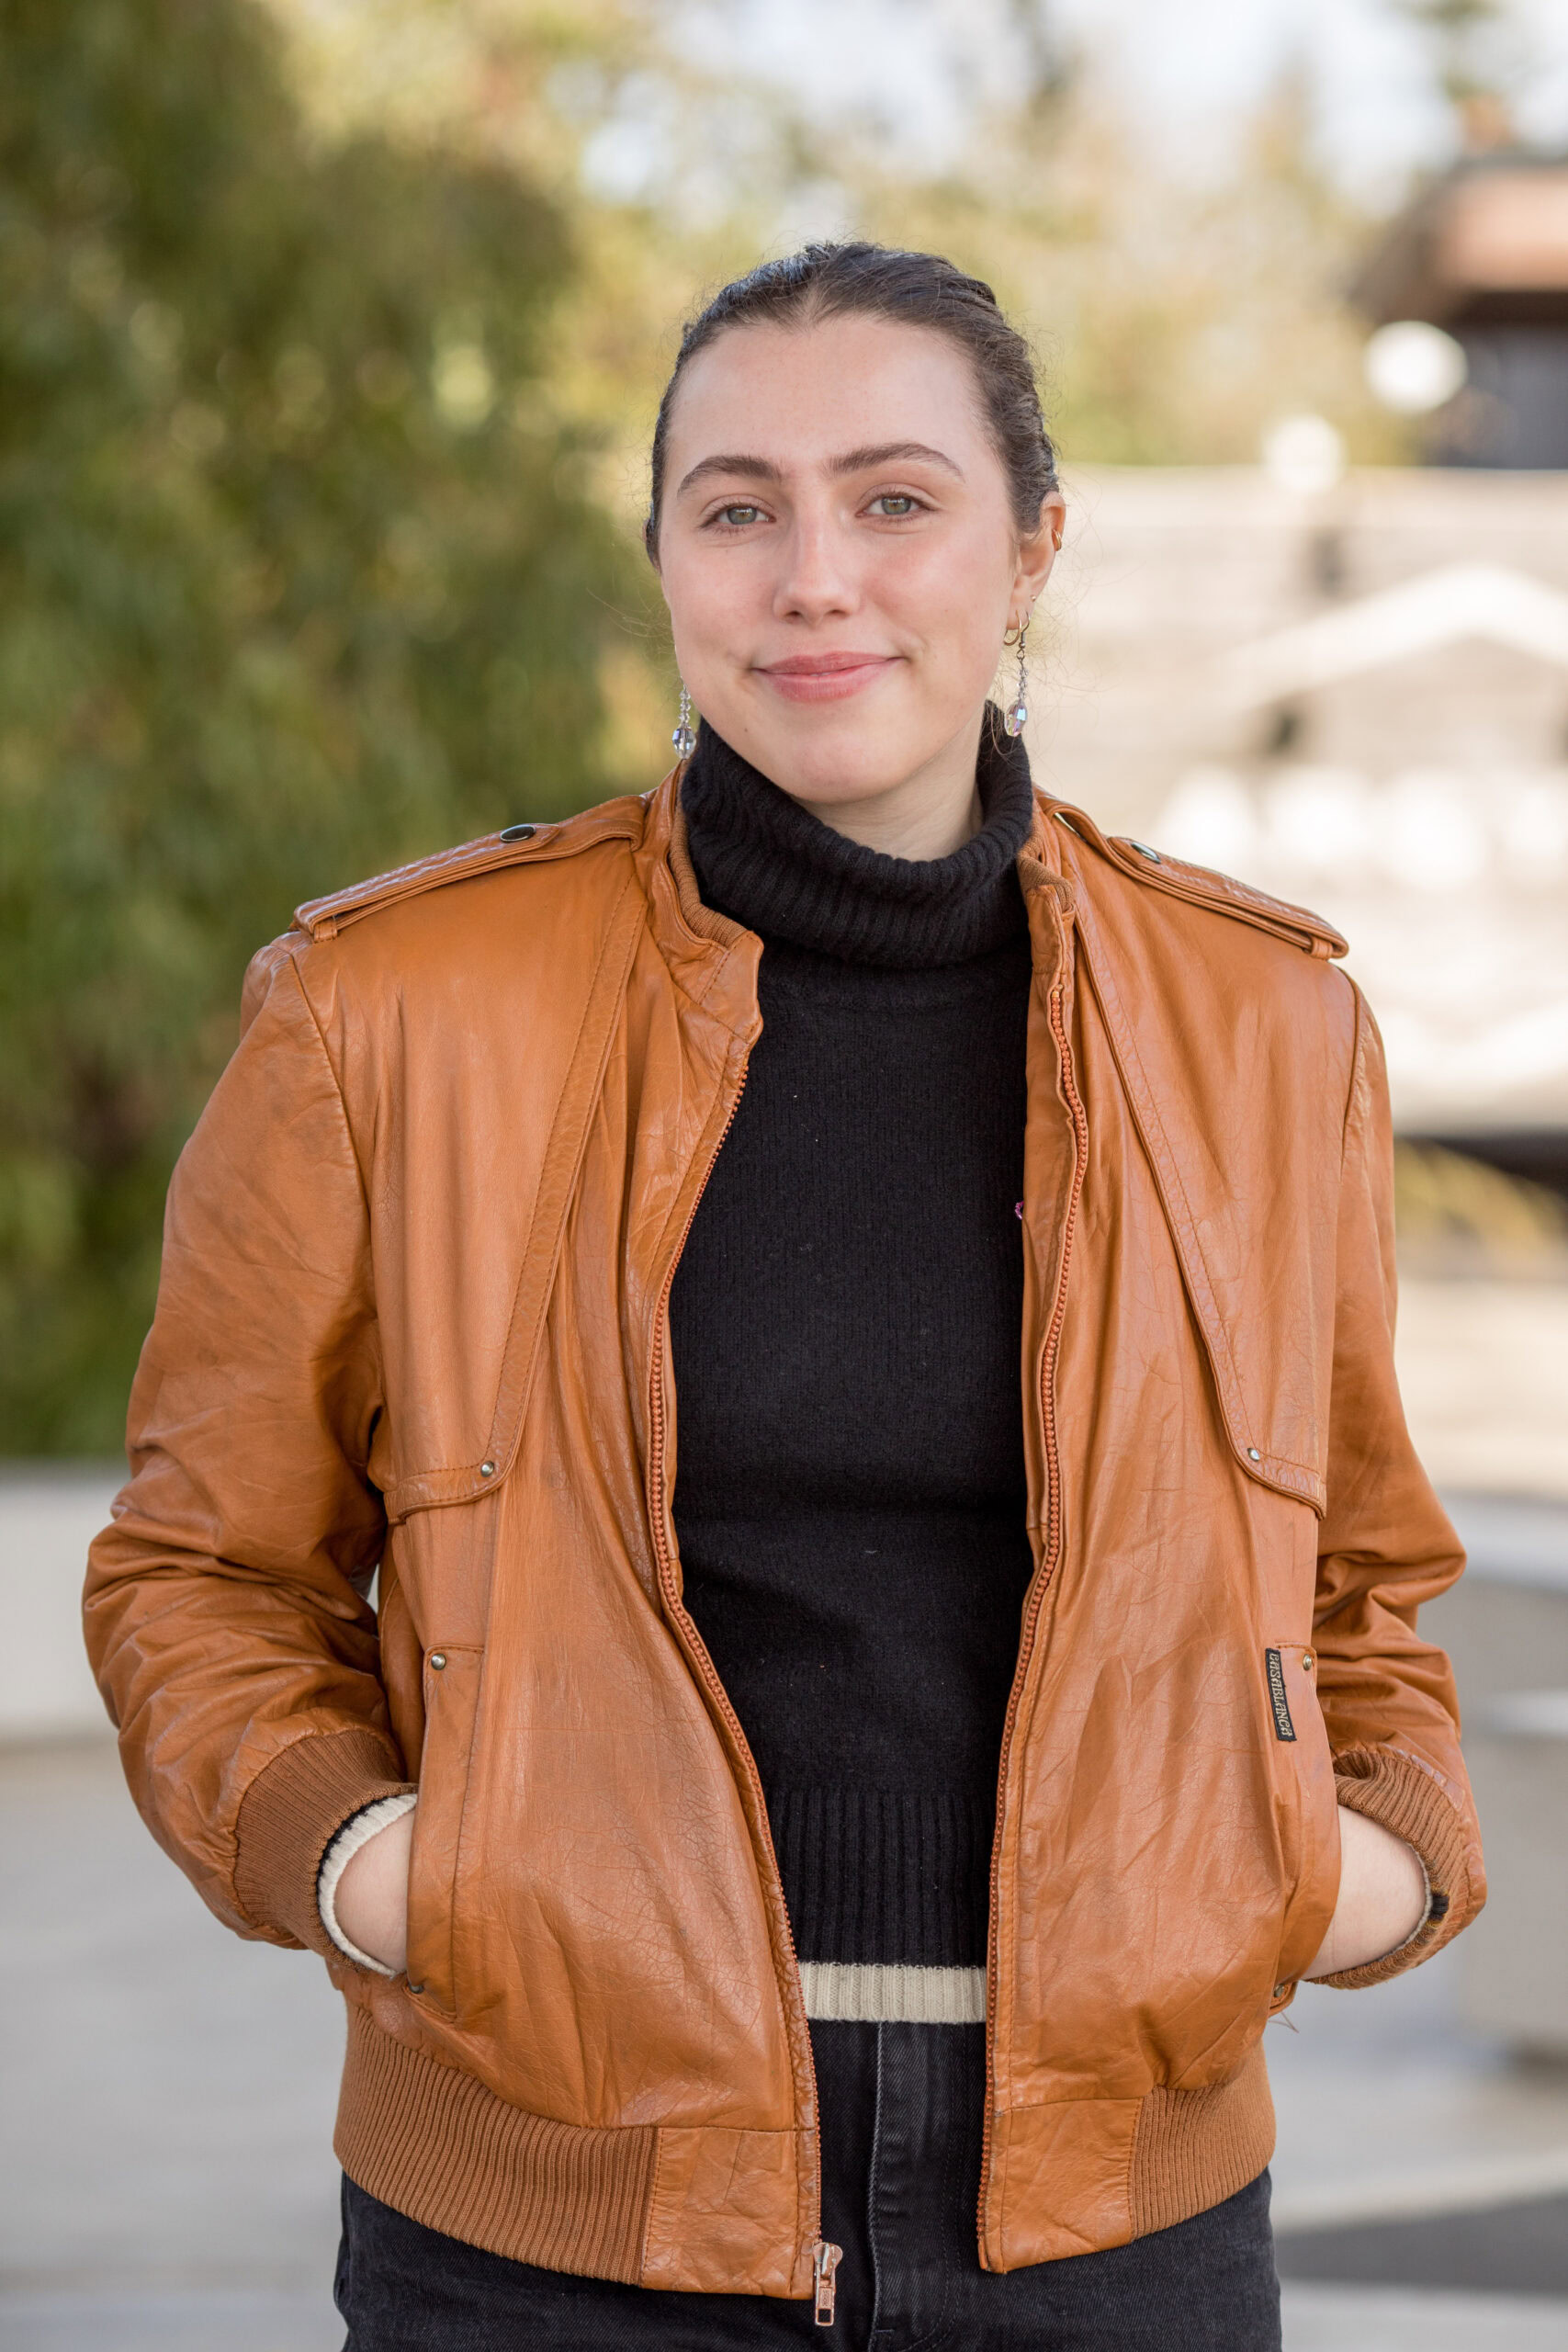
[756,652,897,704]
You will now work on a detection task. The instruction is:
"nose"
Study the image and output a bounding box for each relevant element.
[772,505,859,626]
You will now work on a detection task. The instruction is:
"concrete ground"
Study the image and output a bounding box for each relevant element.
[0,1739,342,2350]
[4,1739,1568,2352]
[1394,1279,1568,1501]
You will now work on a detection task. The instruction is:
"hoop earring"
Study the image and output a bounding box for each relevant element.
[671,681,696,760]
[1004,616,1031,739]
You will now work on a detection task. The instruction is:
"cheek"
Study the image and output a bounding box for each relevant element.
[662,549,771,680]
[884,537,1010,684]
[660,552,724,643]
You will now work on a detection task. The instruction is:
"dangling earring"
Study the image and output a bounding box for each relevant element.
[671,681,696,760]
[1004,614,1031,738]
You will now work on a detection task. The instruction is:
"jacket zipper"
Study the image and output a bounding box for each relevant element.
[977,960,1089,2262]
[644,1048,840,2317]
[813,2236,843,2324]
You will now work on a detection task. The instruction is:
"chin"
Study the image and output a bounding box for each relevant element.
[742,708,939,808]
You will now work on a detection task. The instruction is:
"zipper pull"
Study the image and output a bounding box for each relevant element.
[812,2238,842,2326]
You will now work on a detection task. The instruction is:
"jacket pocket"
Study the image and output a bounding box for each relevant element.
[1268,1641,1341,1985]
[404,1644,483,2015]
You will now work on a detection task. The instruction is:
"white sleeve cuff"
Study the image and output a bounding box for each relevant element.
[317,1792,418,1974]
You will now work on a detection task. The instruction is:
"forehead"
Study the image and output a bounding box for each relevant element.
[666,312,990,473]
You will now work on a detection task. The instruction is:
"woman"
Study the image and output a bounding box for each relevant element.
[86,245,1483,2350]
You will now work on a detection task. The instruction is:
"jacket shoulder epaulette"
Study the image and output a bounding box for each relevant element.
[291,795,649,944]
[1050,802,1348,961]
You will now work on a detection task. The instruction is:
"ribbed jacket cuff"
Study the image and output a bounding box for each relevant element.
[1321,1745,1474,1988]
[232,1726,414,1955]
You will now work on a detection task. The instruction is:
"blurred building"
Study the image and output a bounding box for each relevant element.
[1042,152,1568,1203]
[1354,150,1568,469]
[1046,468,1568,1185]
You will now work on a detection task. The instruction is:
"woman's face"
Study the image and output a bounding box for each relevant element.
[655,312,1062,821]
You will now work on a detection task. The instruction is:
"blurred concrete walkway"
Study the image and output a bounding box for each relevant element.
[5,1741,1568,2351]
[1395,1279,1568,1501]
[0,1741,342,2349]
[1282,2285,1568,2347]
[1269,1956,1568,2234]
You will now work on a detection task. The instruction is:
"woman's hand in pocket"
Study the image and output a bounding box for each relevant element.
[1304,1804,1427,1979]
[334,1806,415,1975]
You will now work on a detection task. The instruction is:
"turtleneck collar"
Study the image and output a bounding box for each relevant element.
[678,709,1035,969]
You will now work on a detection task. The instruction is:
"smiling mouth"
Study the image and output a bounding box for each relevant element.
[756,652,897,703]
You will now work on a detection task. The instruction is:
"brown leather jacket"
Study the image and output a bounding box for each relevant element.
[85,775,1483,2296]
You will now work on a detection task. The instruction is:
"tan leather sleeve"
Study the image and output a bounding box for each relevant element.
[83,941,412,1954]
[1310,983,1485,1985]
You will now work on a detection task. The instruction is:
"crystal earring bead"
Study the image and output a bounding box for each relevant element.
[671,683,696,760]
[1004,616,1030,738]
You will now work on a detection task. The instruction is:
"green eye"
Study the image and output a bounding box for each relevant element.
[717,503,763,526]
[871,494,919,517]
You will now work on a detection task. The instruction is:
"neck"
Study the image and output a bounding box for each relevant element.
[751,709,989,862]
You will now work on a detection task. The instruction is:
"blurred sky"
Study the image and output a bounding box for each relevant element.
[661,0,1568,203]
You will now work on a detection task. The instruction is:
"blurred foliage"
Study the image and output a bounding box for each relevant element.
[1395,0,1518,118]
[0,0,642,1452]
[1393,1143,1568,1281]
[266,0,1415,511]
[856,85,1406,475]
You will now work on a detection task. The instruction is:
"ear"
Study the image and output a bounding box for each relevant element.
[1011,492,1066,620]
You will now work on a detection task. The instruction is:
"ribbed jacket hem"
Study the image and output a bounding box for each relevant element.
[1325,1744,1481,1987]
[335,2006,657,2284]
[333,2007,1281,2288]
[1127,2043,1276,2239]
[231,1726,413,1954]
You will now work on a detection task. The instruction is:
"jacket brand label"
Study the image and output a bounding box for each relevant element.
[1265,1649,1296,1742]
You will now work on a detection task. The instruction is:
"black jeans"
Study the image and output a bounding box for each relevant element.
[336,2021,1281,2349]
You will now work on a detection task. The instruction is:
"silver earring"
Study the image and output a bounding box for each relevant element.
[671,682,696,760]
[1004,616,1030,738]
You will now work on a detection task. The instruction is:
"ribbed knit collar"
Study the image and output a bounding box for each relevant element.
[679,709,1035,969]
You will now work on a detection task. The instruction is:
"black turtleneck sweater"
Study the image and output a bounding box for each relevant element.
[669,717,1039,1970]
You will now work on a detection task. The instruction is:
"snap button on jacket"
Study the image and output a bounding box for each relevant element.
[85,775,1483,2296]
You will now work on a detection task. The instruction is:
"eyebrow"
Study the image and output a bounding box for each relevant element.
[673,440,964,501]
[832,441,964,481]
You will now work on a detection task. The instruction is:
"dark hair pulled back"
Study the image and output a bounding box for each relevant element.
[645,242,1058,560]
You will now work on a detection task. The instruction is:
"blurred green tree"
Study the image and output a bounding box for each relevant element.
[0,0,637,1453]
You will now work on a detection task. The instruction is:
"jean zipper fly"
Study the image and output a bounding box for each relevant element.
[644,1045,841,2318]
[977,956,1089,2261]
